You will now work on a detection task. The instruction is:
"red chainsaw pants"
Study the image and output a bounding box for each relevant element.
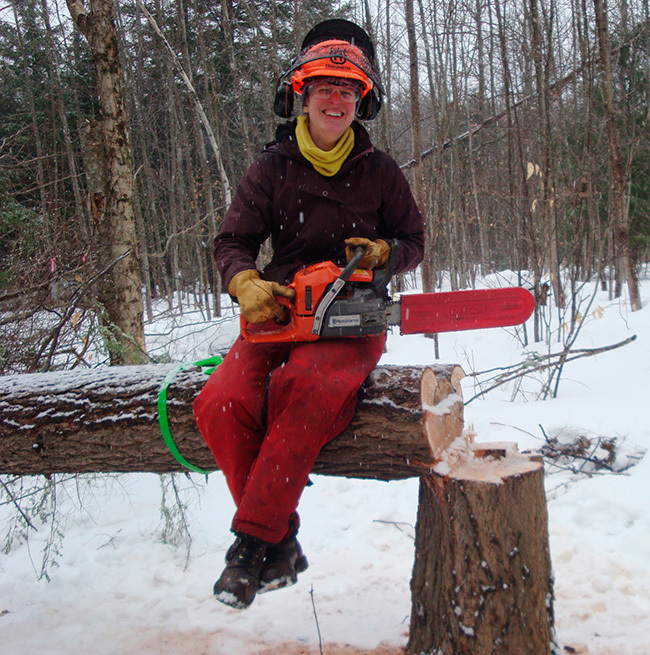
[193,331,386,544]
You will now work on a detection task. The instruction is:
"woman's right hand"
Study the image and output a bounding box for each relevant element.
[228,270,296,324]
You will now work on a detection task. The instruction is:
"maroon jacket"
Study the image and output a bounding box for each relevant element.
[215,121,424,289]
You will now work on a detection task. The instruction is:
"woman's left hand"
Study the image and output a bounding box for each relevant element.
[344,237,390,269]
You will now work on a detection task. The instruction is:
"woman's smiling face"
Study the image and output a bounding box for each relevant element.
[302,82,358,151]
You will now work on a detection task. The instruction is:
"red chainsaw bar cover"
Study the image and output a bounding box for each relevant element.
[399,286,535,334]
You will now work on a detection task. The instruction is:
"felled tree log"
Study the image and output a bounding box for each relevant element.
[0,363,435,479]
[407,368,554,655]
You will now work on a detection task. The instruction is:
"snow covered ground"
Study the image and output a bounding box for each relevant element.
[2,270,649,655]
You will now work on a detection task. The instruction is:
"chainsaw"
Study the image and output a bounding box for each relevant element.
[241,243,535,344]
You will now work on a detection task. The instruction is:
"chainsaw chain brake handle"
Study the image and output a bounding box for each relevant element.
[240,240,399,344]
[311,246,365,335]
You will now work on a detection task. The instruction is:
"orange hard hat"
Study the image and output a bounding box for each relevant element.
[290,39,374,97]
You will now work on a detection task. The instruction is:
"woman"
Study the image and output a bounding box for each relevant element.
[194,19,424,609]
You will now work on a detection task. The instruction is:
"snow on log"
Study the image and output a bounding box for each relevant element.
[0,363,440,479]
[407,367,554,655]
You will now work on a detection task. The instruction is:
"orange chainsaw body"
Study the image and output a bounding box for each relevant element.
[240,261,373,344]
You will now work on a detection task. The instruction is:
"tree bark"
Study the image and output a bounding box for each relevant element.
[66,0,146,364]
[0,364,435,479]
[593,0,642,311]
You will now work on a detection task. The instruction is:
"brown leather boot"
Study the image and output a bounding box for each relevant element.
[258,535,309,594]
[213,534,267,609]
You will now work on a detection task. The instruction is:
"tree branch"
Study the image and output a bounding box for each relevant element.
[465,335,637,403]
[135,0,231,207]
[65,0,89,35]
[401,31,644,170]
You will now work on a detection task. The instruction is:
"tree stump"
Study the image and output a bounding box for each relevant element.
[407,367,554,654]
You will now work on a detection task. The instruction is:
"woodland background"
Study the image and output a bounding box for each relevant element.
[0,0,649,373]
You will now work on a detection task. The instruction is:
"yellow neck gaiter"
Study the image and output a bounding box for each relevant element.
[295,115,354,177]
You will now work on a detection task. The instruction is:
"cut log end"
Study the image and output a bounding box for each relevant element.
[420,365,465,460]
[419,364,542,483]
[432,431,544,484]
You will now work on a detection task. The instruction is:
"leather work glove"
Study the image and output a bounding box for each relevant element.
[228,270,296,325]
[344,237,390,270]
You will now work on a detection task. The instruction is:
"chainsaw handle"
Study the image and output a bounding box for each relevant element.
[370,239,399,298]
[239,294,299,343]
[343,246,366,276]
[241,247,366,343]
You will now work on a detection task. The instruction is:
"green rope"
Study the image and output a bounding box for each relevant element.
[157,355,223,475]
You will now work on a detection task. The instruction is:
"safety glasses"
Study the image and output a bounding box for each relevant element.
[309,83,361,103]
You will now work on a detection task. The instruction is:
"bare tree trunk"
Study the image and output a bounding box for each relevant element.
[379,0,395,151]
[66,0,146,365]
[405,0,433,293]
[220,0,252,164]
[193,3,222,315]
[116,1,154,321]
[466,0,490,276]
[40,0,86,227]
[528,0,565,309]
[11,2,48,223]
[405,0,439,357]
[593,0,642,310]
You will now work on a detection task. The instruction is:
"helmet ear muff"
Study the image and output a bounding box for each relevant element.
[273,78,294,118]
[356,87,381,121]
